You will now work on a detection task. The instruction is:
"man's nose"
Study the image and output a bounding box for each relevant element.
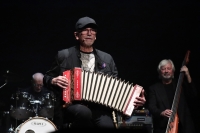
[165,69,169,73]
[87,31,92,35]
[37,86,42,89]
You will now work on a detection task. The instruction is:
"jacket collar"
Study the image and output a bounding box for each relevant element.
[74,45,105,72]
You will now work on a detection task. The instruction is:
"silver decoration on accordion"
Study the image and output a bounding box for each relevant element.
[63,67,143,116]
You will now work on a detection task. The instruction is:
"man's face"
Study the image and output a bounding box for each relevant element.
[75,28,97,47]
[160,63,174,80]
[33,79,43,92]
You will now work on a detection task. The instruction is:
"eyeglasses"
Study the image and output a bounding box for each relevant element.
[81,28,97,35]
[34,84,43,88]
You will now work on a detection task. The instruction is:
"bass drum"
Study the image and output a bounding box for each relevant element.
[15,117,57,133]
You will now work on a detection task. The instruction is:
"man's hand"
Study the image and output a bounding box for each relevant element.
[161,109,173,118]
[134,89,146,109]
[181,65,191,83]
[51,76,68,89]
[181,65,189,75]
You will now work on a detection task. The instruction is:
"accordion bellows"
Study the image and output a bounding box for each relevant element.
[63,67,143,116]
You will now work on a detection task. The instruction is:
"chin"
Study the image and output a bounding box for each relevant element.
[162,77,173,80]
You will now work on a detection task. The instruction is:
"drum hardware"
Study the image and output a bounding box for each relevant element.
[3,111,10,115]
[7,126,15,133]
[1,70,25,90]
[10,92,55,120]
[0,81,7,89]
[2,111,18,133]
[1,70,25,91]
[0,70,9,90]
[30,100,42,117]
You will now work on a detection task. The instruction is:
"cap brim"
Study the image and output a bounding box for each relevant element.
[77,23,98,30]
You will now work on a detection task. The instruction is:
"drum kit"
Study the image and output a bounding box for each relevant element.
[0,71,58,133]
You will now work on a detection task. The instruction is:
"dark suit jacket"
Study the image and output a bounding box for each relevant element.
[43,45,118,128]
[147,79,197,133]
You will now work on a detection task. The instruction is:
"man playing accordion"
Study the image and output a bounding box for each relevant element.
[43,16,146,129]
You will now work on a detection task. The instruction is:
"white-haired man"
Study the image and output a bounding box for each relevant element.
[147,59,197,133]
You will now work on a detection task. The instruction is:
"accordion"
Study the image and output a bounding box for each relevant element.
[63,67,143,116]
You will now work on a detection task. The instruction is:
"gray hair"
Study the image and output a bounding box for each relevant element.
[32,72,44,80]
[157,59,175,73]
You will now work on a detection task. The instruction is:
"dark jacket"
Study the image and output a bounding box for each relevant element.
[43,45,118,128]
[147,79,197,133]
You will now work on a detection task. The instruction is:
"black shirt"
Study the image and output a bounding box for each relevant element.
[164,83,176,108]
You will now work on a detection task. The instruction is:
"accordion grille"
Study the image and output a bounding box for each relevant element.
[81,71,133,113]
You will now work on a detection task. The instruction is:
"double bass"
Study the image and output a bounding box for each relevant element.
[165,50,190,133]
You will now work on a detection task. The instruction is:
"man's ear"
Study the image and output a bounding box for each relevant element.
[74,32,79,40]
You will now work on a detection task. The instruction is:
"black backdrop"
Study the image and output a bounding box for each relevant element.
[0,0,200,131]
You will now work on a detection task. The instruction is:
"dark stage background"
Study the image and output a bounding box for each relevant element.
[0,0,199,132]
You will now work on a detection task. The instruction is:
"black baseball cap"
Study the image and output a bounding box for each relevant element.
[75,16,98,30]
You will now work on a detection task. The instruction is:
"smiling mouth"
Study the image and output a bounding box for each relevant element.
[85,38,92,40]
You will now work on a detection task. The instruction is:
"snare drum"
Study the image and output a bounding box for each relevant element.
[10,92,34,120]
[15,117,57,133]
[39,93,55,118]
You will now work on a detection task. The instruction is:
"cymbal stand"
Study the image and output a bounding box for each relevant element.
[3,111,15,133]
[0,81,7,89]
[1,70,9,90]
[30,100,41,117]
[7,125,15,133]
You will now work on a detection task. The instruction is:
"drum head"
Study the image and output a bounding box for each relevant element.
[16,117,57,133]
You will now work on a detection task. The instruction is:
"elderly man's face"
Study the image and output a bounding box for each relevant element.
[33,79,43,92]
[160,63,174,80]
